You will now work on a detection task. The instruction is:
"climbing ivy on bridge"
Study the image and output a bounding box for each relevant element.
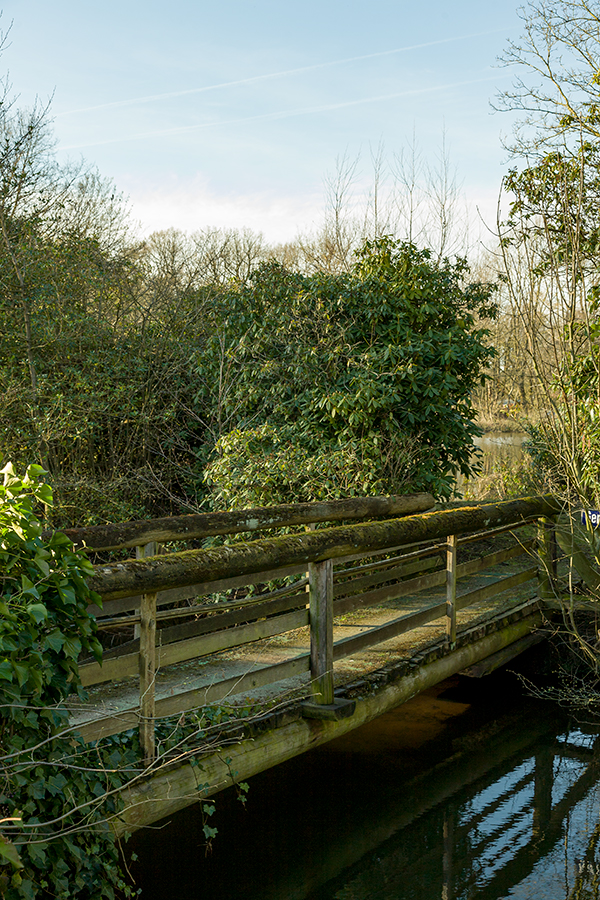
[0,462,138,899]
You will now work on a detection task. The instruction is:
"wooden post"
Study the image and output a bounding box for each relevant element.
[305,521,315,599]
[139,590,157,766]
[532,745,553,839]
[441,805,455,900]
[446,534,457,648]
[135,542,156,639]
[309,559,334,705]
[537,517,557,601]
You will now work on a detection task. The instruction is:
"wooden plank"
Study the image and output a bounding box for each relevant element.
[309,559,334,705]
[139,591,156,766]
[88,562,309,618]
[455,540,535,578]
[332,540,527,592]
[334,545,443,580]
[172,575,309,617]
[60,493,436,551]
[446,535,457,647]
[143,574,309,624]
[89,497,561,602]
[457,518,537,546]
[333,600,447,660]
[333,555,439,598]
[79,607,310,686]
[154,654,311,717]
[76,708,140,743]
[456,568,538,611]
[333,540,439,568]
[100,590,309,660]
[333,568,447,617]
[76,654,311,743]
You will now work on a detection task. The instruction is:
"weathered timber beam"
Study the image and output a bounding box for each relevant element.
[89,496,561,602]
[113,610,542,834]
[53,493,435,551]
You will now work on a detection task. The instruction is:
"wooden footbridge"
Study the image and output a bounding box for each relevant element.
[64,493,563,834]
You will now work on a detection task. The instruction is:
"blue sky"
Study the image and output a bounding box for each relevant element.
[0,1,524,241]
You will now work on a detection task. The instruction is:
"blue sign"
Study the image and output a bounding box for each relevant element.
[582,509,600,527]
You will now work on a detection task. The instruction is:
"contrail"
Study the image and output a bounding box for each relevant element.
[55,28,510,118]
[59,73,508,151]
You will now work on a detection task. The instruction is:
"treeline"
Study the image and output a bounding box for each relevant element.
[0,101,502,526]
[13,1,600,527]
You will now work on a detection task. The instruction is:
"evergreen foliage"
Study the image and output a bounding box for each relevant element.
[205,238,497,503]
[0,462,137,899]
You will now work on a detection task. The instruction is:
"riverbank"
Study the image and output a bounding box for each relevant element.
[476,413,528,434]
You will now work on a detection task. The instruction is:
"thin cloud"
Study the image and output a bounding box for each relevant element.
[59,74,508,151]
[56,28,510,118]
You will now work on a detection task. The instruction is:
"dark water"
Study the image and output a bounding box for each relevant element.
[128,650,600,899]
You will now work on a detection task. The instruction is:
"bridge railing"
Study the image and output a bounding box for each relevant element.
[77,496,561,764]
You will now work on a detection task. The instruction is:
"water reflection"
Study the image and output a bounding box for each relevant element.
[458,431,526,497]
[129,667,600,900]
[311,718,600,899]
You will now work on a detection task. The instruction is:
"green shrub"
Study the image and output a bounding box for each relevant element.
[204,422,422,508]
[0,462,136,899]
[204,238,497,503]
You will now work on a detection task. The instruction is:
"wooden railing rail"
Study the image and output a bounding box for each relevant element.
[87,497,560,602]
[58,493,435,552]
[77,496,561,761]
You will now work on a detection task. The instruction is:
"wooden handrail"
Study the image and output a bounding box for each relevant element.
[88,496,561,602]
[73,496,560,759]
[54,493,435,551]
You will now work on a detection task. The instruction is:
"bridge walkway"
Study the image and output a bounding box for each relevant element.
[58,494,563,830]
[71,548,540,737]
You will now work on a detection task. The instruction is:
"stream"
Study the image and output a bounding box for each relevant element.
[458,430,527,498]
[128,646,600,899]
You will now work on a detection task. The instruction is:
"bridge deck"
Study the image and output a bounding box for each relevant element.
[71,552,539,735]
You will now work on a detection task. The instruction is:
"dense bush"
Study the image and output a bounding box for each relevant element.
[204,238,497,502]
[0,462,136,898]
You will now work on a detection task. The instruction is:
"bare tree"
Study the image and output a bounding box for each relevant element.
[496,0,600,154]
[297,136,475,275]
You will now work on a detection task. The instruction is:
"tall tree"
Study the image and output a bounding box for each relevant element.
[496,0,600,505]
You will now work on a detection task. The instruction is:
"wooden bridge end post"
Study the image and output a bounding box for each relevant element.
[308,558,334,705]
[139,590,157,766]
[446,534,457,648]
[135,542,156,639]
[537,517,557,601]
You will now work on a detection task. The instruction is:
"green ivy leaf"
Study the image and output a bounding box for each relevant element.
[27,603,48,624]
[0,660,13,682]
[0,834,23,870]
[44,630,65,653]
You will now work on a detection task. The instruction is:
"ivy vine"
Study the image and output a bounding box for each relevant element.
[0,461,138,899]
